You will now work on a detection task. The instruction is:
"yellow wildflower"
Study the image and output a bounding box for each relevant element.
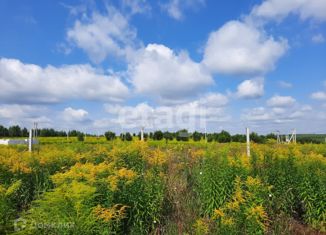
[193,218,209,234]
[246,176,262,187]
[234,190,245,203]
[226,201,240,211]
[221,217,235,226]
[93,204,127,222]
[147,149,167,166]
[246,205,268,220]
[107,175,119,191]
[213,209,225,218]
[5,180,22,197]
[117,168,136,181]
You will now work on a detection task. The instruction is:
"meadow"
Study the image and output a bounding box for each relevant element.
[0,137,325,234]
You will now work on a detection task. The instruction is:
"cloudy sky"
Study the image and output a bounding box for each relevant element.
[0,0,326,134]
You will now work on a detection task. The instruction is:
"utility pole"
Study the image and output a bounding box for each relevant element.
[246,127,250,157]
[28,129,32,152]
[140,127,144,141]
[204,125,207,144]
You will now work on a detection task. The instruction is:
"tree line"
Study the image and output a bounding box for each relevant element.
[0,125,83,138]
[104,129,276,144]
[1,124,324,144]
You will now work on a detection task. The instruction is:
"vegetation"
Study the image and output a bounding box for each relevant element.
[1,124,326,144]
[0,137,325,234]
[104,131,116,141]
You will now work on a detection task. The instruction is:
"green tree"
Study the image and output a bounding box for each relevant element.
[207,134,214,142]
[105,131,116,141]
[192,131,202,141]
[21,128,29,137]
[163,131,173,143]
[125,132,133,141]
[266,133,277,140]
[77,133,84,142]
[232,134,246,142]
[250,132,265,143]
[176,129,189,141]
[0,125,9,137]
[8,125,21,137]
[153,131,163,140]
[217,130,231,143]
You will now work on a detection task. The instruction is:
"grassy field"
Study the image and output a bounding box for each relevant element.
[0,138,325,234]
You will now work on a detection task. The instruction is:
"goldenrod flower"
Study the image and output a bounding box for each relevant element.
[222,217,235,226]
[213,209,225,218]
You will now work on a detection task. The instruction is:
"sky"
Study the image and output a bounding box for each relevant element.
[0,0,326,134]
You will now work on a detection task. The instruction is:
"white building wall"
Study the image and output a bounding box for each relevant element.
[0,139,39,145]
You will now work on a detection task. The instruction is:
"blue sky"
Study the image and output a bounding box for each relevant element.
[0,0,326,134]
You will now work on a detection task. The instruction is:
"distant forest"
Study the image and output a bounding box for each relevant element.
[0,125,325,144]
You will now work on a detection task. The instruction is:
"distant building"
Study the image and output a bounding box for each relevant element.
[0,139,39,145]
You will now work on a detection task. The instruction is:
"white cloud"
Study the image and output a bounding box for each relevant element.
[236,78,264,99]
[0,58,129,104]
[198,93,228,107]
[103,93,229,130]
[62,107,89,122]
[251,0,326,22]
[311,91,326,100]
[312,34,325,43]
[129,44,213,102]
[121,0,151,15]
[202,20,288,76]
[67,6,138,63]
[162,0,205,20]
[267,95,296,107]
[0,104,51,127]
[242,104,311,124]
[242,107,271,121]
[278,81,293,88]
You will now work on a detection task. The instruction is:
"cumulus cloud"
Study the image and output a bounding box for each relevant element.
[62,107,89,122]
[162,0,205,20]
[236,78,264,99]
[202,20,288,76]
[103,92,229,130]
[251,0,326,22]
[242,104,312,124]
[311,91,326,100]
[67,6,138,63]
[0,58,129,104]
[266,95,296,107]
[312,34,325,43]
[0,104,51,126]
[129,44,213,102]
